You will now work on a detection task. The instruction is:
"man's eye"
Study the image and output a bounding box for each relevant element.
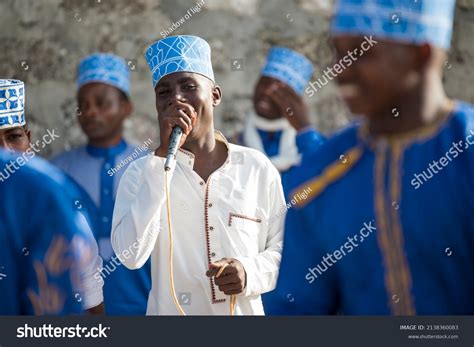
[8,134,22,141]
[157,89,169,96]
[183,84,196,90]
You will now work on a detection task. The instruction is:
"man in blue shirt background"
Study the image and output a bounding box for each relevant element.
[52,53,151,315]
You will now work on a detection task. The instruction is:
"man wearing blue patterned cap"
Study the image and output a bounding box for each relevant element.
[111,35,285,315]
[235,47,325,173]
[51,53,151,315]
[1,148,97,315]
[272,0,474,315]
[0,78,104,314]
[0,80,92,315]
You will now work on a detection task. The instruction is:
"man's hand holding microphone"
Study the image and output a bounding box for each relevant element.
[155,100,197,169]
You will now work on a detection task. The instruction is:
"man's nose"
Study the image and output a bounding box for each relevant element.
[168,91,186,106]
[81,104,99,118]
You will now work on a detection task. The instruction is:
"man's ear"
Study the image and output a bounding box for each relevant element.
[212,85,222,107]
[25,128,31,142]
[122,99,133,119]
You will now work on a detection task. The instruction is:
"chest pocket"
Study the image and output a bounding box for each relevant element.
[228,213,262,229]
[227,212,262,255]
[230,187,259,214]
[223,186,263,255]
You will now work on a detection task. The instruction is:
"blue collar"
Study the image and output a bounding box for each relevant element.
[86,139,127,158]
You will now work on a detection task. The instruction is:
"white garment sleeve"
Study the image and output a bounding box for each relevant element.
[73,213,104,310]
[234,165,285,297]
[111,156,169,270]
[79,241,104,310]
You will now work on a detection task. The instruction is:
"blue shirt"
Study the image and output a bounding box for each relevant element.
[52,140,152,315]
[256,129,283,157]
[271,101,474,315]
[0,150,95,315]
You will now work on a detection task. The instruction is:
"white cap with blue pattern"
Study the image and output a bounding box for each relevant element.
[331,0,456,50]
[77,53,130,96]
[0,79,25,130]
[261,47,314,95]
[145,35,214,88]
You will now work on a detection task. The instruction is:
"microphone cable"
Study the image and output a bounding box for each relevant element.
[164,170,236,316]
[165,169,186,315]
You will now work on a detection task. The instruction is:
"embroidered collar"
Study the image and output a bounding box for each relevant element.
[357,101,458,149]
[86,139,127,158]
[176,130,230,169]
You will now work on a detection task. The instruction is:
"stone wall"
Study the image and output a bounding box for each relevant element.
[0,0,473,157]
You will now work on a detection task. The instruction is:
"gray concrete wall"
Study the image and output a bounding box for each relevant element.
[0,0,473,157]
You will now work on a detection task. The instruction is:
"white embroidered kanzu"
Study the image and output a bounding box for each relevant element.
[111,132,285,315]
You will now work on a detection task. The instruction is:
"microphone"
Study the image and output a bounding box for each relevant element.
[164,126,183,171]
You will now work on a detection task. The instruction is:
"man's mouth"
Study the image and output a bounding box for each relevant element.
[83,121,102,129]
[257,99,273,112]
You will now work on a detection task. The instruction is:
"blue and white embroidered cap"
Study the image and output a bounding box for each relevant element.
[261,47,314,95]
[331,0,456,49]
[145,35,214,88]
[0,79,25,130]
[77,53,130,95]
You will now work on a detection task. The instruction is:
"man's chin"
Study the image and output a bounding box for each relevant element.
[85,132,108,144]
[81,126,99,136]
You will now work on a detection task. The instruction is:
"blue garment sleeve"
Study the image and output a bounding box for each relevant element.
[23,170,94,315]
[265,199,339,315]
[0,154,94,315]
[296,127,326,157]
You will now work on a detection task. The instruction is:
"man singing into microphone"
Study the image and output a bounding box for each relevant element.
[111,35,285,315]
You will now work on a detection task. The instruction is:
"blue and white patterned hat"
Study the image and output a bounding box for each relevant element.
[261,47,314,95]
[331,0,456,50]
[77,53,130,96]
[0,79,25,130]
[145,35,214,88]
